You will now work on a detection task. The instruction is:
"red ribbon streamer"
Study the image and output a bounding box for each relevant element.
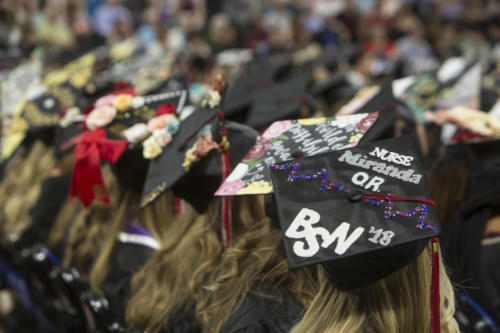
[220,150,231,247]
[430,237,441,333]
[70,128,128,207]
[362,193,437,209]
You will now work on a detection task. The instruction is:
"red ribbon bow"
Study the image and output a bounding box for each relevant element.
[70,128,128,207]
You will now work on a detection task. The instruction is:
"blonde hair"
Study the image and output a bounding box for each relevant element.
[291,243,459,333]
[125,196,266,333]
[62,165,119,278]
[89,190,177,294]
[0,141,56,240]
[196,212,318,333]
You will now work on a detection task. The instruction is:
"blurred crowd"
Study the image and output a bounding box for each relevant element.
[2,1,500,333]
[2,0,500,74]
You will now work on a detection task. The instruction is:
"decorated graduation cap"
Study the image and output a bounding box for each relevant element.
[110,49,177,95]
[70,89,188,207]
[140,107,258,246]
[215,112,379,196]
[269,135,442,332]
[1,87,64,163]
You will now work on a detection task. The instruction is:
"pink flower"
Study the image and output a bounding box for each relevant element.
[241,138,271,162]
[261,120,293,140]
[194,134,219,157]
[215,179,246,196]
[147,114,177,133]
[152,130,172,147]
[94,95,116,108]
[85,106,117,130]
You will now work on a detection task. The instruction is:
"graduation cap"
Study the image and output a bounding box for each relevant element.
[215,112,379,196]
[70,89,188,207]
[245,75,312,129]
[222,58,291,117]
[140,108,258,246]
[0,59,41,118]
[269,135,442,331]
[110,49,176,95]
[1,89,63,163]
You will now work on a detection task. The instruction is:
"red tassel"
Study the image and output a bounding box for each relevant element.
[430,237,440,333]
[175,197,184,217]
[217,111,232,248]
[220,148,231,247]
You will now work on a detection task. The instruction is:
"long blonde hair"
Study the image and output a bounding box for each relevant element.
[89,190,177,294]
[62,165,119,278]
[0,141,56,240]
[291,243,459,333]
[125,196,265,333]
[196,208,318,333]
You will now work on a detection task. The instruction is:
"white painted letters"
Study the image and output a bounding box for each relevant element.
[286,208,365,257]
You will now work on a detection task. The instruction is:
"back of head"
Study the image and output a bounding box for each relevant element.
[0,141,56,241]
[196,196,318,333]
[291,243,459,333]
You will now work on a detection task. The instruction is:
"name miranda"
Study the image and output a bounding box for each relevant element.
[338,150,422,184]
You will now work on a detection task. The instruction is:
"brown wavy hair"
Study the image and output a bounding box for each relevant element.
[125,195,266,333]
[196,211,319,333]
[0,142,56,241]
[291,243,459,333]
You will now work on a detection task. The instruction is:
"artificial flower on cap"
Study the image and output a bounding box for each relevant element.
[269,135,442,332]
[140,107,258,246]
[71,89,187,207]
[215,112,379,196]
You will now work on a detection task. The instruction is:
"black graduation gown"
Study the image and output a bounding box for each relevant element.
[480,232,500,324]
[161,306,201,333]
[442,189,500,330]
[219,285,304,333]
[19,175,70,246]
[101,241,155,324]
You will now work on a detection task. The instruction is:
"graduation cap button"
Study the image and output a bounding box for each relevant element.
[347,190,364,202]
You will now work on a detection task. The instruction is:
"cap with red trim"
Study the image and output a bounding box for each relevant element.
[269,135,440,290]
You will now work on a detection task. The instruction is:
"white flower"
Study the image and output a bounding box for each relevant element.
[201,90,221,108]
[122,123,149,143]
[143,135,163,159]
[131,96,145,109]
[152,130,172,147]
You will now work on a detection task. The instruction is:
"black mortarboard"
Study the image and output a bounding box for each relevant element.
[245,75,312,129]
[310,73,356,106]
[269,135,440,290]
[140,108,258,212]
[222,58,290,117]
[1,89,63,163]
